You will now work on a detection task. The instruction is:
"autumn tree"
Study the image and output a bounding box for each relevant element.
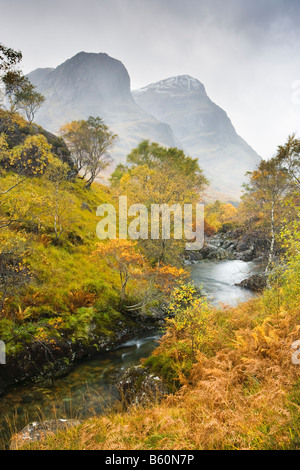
[94,239,144,301]
[168,283,212,362]
[241,158,292,274]
[39,155,75,242]
[0,44,22,74]
[60,120,87,174]
[94,239,189,314]
[0,133,54,184]
[8,134,53,177]
[150,265,189,296]
[60,116,117,188]
[0,133,54,231]
[13,80,45,124]
[0,43,22,108]
[274,134,300,190]
[0,43,45,121]
[123,140,207,191]
[2,70,27,112]
[204,201,238,235]
[111,140,208,265]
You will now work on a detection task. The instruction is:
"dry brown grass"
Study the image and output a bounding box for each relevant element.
[18,297,300,450]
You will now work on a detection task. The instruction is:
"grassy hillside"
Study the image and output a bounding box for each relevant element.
[0,174,121,343]
[0,111,157,393]
[0,109,73,168]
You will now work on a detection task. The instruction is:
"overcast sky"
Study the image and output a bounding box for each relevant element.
[1,0,300,158]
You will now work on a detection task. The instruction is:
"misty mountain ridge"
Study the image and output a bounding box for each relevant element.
[28,52,176,160]
[133,75,261,200]
[28,52,261,201]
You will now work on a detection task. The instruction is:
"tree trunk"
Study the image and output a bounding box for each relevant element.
[265,200,275,280]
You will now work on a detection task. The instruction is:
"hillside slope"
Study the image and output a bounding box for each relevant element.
[0,110,158,397]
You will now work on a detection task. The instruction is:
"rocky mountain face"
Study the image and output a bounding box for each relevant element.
[28,52,176,161]
[133,76,261,201]
[28,53,260,200]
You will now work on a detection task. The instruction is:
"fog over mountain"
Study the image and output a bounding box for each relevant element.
[28,52,176,159]
[28,52,261,200]
[133,76,261,200]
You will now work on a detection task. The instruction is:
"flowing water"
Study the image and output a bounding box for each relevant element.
[190,259,261,306]
[0,259,259,446]
[0,333,161,446]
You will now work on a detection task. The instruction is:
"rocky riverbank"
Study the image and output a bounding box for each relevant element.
[185,230,270,265]
[0,311,165,398]
[184,229,270,293]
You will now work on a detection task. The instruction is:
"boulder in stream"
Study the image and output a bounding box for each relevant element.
[117,365,168,408]
[235,273,267,292]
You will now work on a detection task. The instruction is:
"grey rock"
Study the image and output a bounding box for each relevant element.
[237,249,255,262]
[184,251,203,264]
[235,274,267,292]
[207,247,228,260]
[10,419,80,449]
[117,365,168,408]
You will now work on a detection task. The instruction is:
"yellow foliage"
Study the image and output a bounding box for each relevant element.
[204,201,238,235]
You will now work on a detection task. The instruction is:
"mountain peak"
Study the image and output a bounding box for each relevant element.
[27,52,176,159]
[66,51,110,62]
[133,74,261,200]
[28,51,260,200]
[29,51,134,109]
[135,75,206,94]
[162,75,205,91]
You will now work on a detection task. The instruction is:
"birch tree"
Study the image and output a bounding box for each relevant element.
[60,116,117,188]
[242,159,291,275]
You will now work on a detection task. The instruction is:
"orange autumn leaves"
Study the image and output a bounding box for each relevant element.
[93,239,188,302]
